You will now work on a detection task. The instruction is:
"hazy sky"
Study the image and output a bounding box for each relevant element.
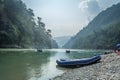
[22,0,120,37]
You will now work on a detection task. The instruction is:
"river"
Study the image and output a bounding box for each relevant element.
[0,49,105,80]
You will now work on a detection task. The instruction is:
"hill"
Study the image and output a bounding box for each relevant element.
[64,3,120,49]
[54,36,71,48]
[0,0,58,48]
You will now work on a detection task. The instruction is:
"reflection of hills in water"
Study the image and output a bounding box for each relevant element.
[0,49,105,80]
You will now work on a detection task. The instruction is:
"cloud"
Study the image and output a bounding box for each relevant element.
[79,0,101,16]
[78,0,120,22]
[97,0,120,10]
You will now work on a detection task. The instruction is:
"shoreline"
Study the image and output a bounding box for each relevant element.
[52,53,120,80]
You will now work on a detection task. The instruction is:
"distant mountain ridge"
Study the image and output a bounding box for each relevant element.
[64,3,120,49]
[54,36,71,48]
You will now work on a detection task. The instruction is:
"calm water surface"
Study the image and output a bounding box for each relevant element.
[0,49,105,80]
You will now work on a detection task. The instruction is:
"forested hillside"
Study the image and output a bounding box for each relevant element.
[64,3,120,49]
[0,0,58,48]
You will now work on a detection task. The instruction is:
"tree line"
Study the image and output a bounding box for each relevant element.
[0,0,58,48]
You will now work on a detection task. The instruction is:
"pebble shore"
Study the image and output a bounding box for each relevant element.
[52,53,120,80]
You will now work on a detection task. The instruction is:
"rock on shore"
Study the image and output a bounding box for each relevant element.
[52,53,120,80]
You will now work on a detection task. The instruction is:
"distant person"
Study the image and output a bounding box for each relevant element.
[116,48,120,55]
[116,44,120,54]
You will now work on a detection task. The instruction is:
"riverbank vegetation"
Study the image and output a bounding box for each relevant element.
[0,0,58,48]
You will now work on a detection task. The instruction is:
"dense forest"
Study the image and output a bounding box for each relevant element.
[64,3,120,49]
[0,0,58,48]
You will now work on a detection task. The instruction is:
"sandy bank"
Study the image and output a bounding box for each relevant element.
[52,53,120,80]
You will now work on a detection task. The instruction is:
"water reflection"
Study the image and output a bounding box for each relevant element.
[0,49,105,80]
[38,54,63,80]
[66,50,104,59]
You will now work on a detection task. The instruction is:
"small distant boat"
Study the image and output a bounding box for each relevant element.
[66,50,70,53]
[37,49,43,52]
[56,55,101,67]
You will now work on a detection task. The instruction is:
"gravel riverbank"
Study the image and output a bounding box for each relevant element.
[52,53,120,80]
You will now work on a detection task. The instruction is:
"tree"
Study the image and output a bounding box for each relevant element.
[37,17,45,29]
[37,17,41,27]
[28,8,34,16]
[47,29,52,37]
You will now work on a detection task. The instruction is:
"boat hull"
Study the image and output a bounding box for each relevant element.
[56,55,101,67]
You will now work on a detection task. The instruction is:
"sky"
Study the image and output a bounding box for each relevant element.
[22,0,120,37]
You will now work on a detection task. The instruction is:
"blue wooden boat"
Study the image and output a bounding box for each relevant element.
[56,55,101,67]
